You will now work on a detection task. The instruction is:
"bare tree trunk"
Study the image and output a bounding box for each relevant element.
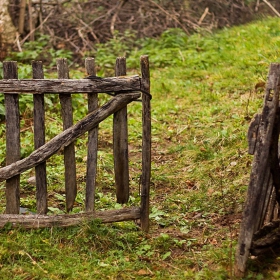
[0,0,17,47]
[18,0,26,34]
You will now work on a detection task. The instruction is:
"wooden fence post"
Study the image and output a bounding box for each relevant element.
[235,63,280,275]
[57,58,77,212]
[85,57,98,212]
[32,61,48,214]
[3,61,20,214]
[140,55,151,232]
[114,57,129,203]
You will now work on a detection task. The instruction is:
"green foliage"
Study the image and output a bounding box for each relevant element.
[87,30,140,76]
[7,35,73,67]
[128,28,189,68]
[91,28,188,74]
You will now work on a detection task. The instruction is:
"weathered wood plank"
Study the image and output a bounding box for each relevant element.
[251,220,280,255]
[114,57,129,203]
[0,93,141,182]
[235,63,280,276]
[0,207,141,229]
[266,188,277,223]
[0,76,141,93]
[140,55,151,232]
[57,58,77,212]
[258,169,273,228]
[32,61,48,214]
[85,57,98,212]
[257,109,280,226]
[3,61,20,214]
[247,113,261,155]
[270,109,280,203]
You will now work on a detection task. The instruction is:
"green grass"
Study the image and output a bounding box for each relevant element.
[1,16,280,279]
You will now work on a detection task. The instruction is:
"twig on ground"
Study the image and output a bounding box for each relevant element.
[263,0,280,17]
[147,0,191,34]
[20,10,54,45]
[198,7,209,25]
[255,0,260,12]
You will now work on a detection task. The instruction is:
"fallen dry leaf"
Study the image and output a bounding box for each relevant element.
[137,269,151,276]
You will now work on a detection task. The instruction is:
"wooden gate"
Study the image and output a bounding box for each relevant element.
[235,63,280,275]
[0,55,151,231]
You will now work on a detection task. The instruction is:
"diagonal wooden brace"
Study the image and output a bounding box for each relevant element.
[0,93,140,182]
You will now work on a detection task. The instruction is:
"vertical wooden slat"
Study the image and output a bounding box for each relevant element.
[57,58,77,212]
[3,61,20,214]
[32,61,47,214]
[258,172,273,228]
[114,57,129,203]
[140,55,151,232]
[235,63,280,276]
[266,188,277,223]
[85,57,98,212]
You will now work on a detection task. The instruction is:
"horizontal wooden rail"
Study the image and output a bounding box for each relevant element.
[0,76,141,94]
[0,92,140,182]
[0,207,141,229]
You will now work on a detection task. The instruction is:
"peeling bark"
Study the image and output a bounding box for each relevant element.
[0,0,17,46]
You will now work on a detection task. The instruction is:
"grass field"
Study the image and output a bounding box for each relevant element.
[0,16,280,279]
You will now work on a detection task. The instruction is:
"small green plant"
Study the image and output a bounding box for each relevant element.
[7,35,73,66]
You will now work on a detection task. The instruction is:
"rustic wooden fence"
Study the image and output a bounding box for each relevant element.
[235,63,280,275]
[0,55,151,231]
